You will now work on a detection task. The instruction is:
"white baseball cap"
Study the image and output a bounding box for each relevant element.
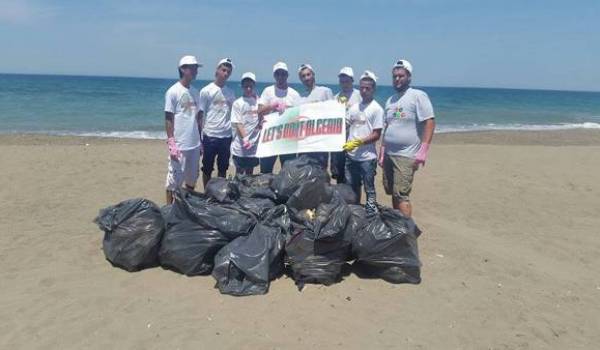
[360,70,378,83]
[241,72,256,82]
[298,63,314,74]
[393,59,413,74]
[273,61,288,73]
[217,57,235,69]
[178,55,201,68]
[338,67,354,79]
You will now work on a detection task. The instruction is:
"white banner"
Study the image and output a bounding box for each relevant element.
[255,100,346,157]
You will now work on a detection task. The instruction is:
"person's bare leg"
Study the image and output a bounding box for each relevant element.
[166,190,173,204]
[399,199,412,218]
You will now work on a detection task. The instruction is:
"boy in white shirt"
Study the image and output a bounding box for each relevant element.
[164,55,203,204]
[332,66,362,183]
[198,58,236,186]
[257,61,301,173]
[297,63,334,169]
[230,72,260,175]
[343,70,384,215]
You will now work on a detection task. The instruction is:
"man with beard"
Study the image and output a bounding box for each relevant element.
[380,59,436,218]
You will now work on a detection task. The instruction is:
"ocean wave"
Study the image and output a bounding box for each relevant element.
[1,122,599,139]
[437,122,600,133]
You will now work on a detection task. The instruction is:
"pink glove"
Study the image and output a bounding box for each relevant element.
[242,136,253,150]
[414,143,430,168]
[271,100,286,113]
[167,137,182,160]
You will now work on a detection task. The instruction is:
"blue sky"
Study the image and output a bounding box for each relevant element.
[1,0,599,91]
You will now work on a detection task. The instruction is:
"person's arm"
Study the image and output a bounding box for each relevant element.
[165,112,180,160]
[196,111,204,136]
[420,118,435,145]
[361,128,382,145]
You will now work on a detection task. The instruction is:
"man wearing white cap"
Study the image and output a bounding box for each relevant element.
[257,61,301,174]
[297,63,334,169]
[297,64,334,104]
[342,70,384,214]
[230,72,260,175]
[164,55,202,204]
[332,66,362,183]
[380,59,436,218]
[198,58,236,187]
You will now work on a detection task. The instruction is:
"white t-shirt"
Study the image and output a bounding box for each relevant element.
[198,82,236,138]
[335,88,362,109]
[299,85,334,105]
[383,88,435,158]
[230,96,260,157]
[164,81,201,151]
[346,99,384,161]
[258,85,301,108]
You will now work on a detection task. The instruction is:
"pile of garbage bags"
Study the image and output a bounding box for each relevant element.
[94,156,422,296]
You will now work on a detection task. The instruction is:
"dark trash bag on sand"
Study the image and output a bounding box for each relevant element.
[285,196,353,288]
[352,206,422,284]
[158,190,253,276]
[205,177,240,203]
[271,156,330,202]
[286,177,332,210]
[94,198,164,272]
[234,174,277,200]
[212,205,290,296]
[330,183,358,205]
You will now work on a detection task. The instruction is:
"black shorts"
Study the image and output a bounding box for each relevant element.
[232,155,259,169]
[201,135,232,175]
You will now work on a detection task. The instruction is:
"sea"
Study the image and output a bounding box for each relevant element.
[1,73,599,139]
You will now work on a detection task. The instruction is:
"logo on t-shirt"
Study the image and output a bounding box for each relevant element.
[180,93,196,114]
[394,107,406,118]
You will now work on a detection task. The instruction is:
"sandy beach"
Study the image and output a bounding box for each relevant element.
[1,129,599,349]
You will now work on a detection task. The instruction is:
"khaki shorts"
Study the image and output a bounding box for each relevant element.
[383,154,415,201]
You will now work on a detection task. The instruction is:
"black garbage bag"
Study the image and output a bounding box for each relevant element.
[285,196,352,288]
[212,205,290,296]
[271,156,330,202]
[234,174,277,200]
[158,190,254,276]
[159,222,229,276]
[172,189,256,239]
[344,205,368,259]
[205,177,240,203]
[352,206,422,284]
[286,177,332,210]
[330,183,358,205]
[94,198,164,272]
[236,196,276,220]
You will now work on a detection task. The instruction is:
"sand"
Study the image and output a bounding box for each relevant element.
[1,130,599,349]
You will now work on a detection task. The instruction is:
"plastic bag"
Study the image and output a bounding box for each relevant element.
[212,205,289,296]
[173,189,256,239]
[285,196,352,288]
[94,198,164,272]
[286,178,332,210]
[236,196,276,220]
[330,183,358,205]
[352,206,422,284]
[158,189,254,276]
[205,177,239,203]
[271,156,330,202]
[234,174,277,200]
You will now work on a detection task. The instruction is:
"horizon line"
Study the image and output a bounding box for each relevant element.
[1,72,599,94]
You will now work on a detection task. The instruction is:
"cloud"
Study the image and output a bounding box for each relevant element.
[0,0,54,24]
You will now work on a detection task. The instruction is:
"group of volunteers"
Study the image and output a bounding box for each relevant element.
[164,55,435,218]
